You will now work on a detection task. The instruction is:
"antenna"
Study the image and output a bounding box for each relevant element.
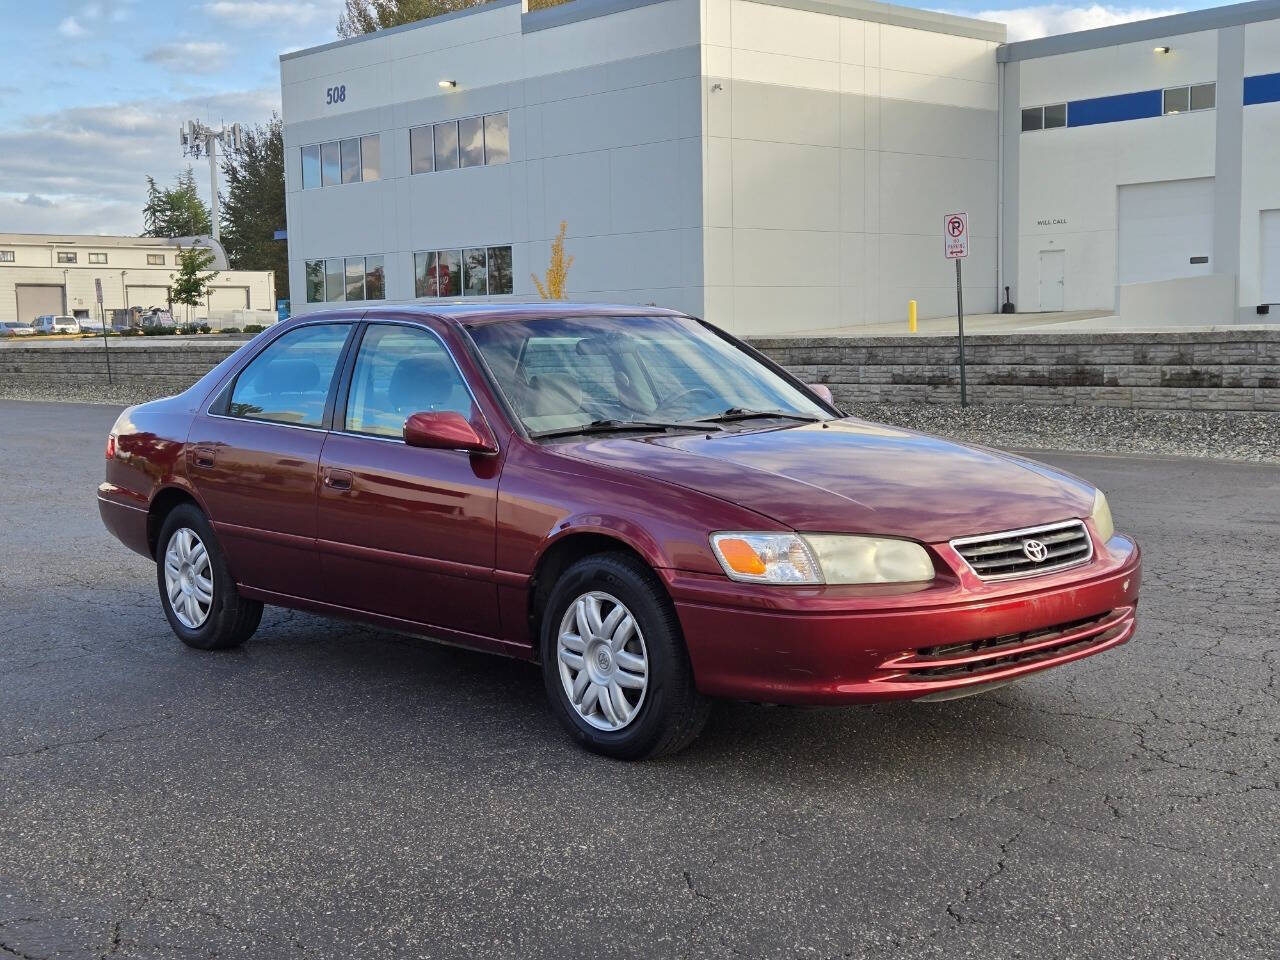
[179,119,245,242]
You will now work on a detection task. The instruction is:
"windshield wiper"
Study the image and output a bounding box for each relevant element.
[532,419,712,440]
[703,408,824,424]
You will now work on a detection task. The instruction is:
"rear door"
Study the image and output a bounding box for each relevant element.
[316,320,504,638]
[186,321,357,598]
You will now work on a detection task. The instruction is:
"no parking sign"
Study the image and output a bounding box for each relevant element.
[944,212,968,259]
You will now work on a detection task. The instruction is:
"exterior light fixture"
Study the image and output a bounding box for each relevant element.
[438,79,457,89]
[1154,46,1170,54]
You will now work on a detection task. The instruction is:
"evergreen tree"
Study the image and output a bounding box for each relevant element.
[220,115,289,300]
[170,245,219,325]
[141,167,211,238]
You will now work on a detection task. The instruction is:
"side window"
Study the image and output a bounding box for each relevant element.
[344,325,473,439]
[228,324,351,427]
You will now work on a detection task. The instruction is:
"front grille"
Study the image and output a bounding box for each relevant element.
[951,519,1093,581]
[877,607,1132,684]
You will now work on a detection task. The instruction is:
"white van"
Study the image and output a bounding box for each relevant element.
[33,315,80,334]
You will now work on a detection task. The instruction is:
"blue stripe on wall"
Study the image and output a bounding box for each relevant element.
[1067,89,1162,126]
[1244,72,1280,105]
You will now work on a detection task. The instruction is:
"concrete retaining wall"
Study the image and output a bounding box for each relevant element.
[4,331,1280,413]
[752,330,1280,412]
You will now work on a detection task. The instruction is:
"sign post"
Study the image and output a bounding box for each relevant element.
[944,212,969,408]
[95,278,112,385]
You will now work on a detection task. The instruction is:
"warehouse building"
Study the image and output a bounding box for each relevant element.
[280,0,1280,332]
[1000,0,1280,324]
[0,233,276,327]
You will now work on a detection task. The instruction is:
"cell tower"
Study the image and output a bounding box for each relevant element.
[179,121,244,242]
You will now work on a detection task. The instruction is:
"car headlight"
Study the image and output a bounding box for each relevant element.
[710,532,934,585]
[1091,490,1115,543]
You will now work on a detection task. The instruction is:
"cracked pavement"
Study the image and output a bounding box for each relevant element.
[1,399,1277,959]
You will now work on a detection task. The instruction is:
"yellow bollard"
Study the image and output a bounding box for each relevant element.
[908,299,918,333]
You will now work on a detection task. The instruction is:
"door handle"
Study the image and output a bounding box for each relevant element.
[193,446,216,469]
[323,468,354,492]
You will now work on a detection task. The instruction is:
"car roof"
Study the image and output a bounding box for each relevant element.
[295,302,689,329]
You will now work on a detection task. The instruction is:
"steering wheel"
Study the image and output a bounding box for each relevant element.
[655,386,718,415]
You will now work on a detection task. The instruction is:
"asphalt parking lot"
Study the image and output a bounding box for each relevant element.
[1,399,1277,960]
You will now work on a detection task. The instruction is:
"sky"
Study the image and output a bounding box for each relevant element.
[0,0,1225,236]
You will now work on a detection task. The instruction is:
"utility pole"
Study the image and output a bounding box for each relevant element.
[179,120,243,242]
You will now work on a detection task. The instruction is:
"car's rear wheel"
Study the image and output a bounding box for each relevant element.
[541,553,709,759]
[156,504,262,650]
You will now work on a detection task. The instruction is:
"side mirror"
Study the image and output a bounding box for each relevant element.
[404,411,497,454]
[808,383,835,405]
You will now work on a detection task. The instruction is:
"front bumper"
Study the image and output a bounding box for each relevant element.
[665,535,1141,704]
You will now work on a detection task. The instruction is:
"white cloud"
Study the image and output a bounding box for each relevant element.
[203,1,333,25]
[143,41,231,72]
[0,88,279,234]
[947,4,1184,41]
[57,16,87,37]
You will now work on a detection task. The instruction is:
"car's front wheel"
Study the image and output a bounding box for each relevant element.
[541,553,709,759]
[156,503,262,650]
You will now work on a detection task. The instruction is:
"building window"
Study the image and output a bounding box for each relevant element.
[302,144,321,188]
[483,113,509,164]
[89,253,108,264]
[434,120,459,171]
[306,260,325,303]
[302,135,381,189]
[361,134,380,182]
[57,252,77,264]
[0,251,13,263]
[147,254,165,265]
[304,255,386,303]
[410,112,510,176]
[410,125,433,174]
[1021,103,1066,132]
[1164,82,1215,115]
[415,245,513,298]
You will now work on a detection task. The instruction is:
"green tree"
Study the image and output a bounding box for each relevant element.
[337,0,482,36]
[141,167,211,238]
[220,114,289,299]
[170,245,219,325]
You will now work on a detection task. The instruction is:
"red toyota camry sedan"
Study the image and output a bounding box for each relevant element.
[99,305,1140,758]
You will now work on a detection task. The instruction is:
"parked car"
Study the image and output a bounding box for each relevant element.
[98,305,1141,759]
[33,315,80,334]
[76,315,105,332]
[0,321,35,337]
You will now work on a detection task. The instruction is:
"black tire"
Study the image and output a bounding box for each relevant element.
[155,503,262,651]
[540,552,710,760]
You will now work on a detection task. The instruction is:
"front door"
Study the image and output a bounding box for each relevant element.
[317,321,503,639]
[1039,250,1065,311]
[187,321,355,598]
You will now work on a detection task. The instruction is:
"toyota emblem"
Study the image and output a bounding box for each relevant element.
[1022,538,1049,563]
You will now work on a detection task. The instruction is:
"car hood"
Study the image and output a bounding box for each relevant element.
[551,419,1096,543]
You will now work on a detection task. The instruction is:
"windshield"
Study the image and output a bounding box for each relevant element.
[466,314,830,436]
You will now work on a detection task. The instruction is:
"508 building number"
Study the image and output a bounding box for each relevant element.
[325,85,347,105]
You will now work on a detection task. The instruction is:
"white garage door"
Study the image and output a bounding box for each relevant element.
[15,285,66,323]
[208,287,249,310]
[1261,210,1280,305]
[1117,178,1214,285]
[127,286,170,309]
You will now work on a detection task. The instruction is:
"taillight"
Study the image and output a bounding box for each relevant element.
[105,434,116,460]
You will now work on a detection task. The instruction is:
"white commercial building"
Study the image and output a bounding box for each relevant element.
[0,234,276,327]
[1000,0,1280,324]
[280,0,1280,332]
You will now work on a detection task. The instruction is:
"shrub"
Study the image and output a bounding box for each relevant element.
[198,324,212,334]
[118,328,143,337]
[142,325,177,336]
[243,324,266,334]
[221,327,241,334]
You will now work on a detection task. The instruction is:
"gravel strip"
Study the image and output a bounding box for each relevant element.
[852,402,1280,464]
[3,378,1277,464]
